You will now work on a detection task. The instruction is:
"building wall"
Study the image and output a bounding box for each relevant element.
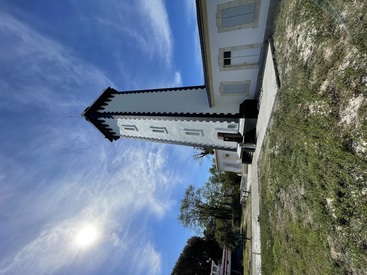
[215,149,243,173]
[103,87,241,115]
[101,116,240,150]
[201,0,271,106]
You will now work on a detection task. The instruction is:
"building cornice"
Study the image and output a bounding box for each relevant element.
[113,85,206,94]
[196,0,215,107]
[121,134,237,151]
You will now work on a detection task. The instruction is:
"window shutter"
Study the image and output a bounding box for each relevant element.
[221,3,256,28]
[223,83,248,95]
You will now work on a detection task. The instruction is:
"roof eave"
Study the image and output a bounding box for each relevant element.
[81,87,120,142]
[196,0,214,107]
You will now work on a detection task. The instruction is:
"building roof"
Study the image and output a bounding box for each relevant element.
[82,87,120,142]
[195,0,213,107]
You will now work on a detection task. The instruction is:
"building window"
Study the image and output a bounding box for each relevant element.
[220,81,250,96]
[150,126,167,134]
[224,162,240,168]
[221,3,256,28]
[228,124,237,129]
[121,125,137,131]
[220,44,262,71]
[217,0,261,32]
[224,51,231,66]
[183,129,204,137]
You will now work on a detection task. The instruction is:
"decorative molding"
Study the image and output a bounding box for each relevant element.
[116,85,205,94]
[121,134,237,151]
[109,112,242,120]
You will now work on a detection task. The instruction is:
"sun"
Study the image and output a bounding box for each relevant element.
[76,225,98,247]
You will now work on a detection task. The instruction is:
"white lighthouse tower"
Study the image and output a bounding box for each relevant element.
[82,85,258,163]
[83,0,277,167]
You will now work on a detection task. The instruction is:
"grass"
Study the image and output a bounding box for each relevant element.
[242,196,252,275]
[259,0,367,274]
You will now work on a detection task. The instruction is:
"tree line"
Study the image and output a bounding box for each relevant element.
[172,159,243,274]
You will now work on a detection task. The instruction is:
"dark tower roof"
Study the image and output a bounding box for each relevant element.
[82,87,120,142]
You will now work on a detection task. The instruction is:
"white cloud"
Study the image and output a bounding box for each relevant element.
[174,71,183,87]
[133,243,162,275]
[138,0,173,66]
[0,3,198,274]
[184,0,197,24]
[92,0,174,67]
[0,140,179,274]
[0,12,113,112]
[194,28,204,76]
[182,0,204,81]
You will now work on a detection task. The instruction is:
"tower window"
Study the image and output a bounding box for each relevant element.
[121,125,137,131]
[183,129,204,137]
[150,126,168,134]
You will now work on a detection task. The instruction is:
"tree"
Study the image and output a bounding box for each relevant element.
[171,236,222,275]
[178,162,242,232]
[178,162,243,247]
[178,185,233,233]
[214,219,239,250]
[193,147,214,162]
[208,163,241,190]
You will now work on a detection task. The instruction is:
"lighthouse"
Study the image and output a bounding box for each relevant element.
[82,85,258,157]
[83,0,275,168]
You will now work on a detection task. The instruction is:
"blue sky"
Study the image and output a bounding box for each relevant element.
[0,1,212,274]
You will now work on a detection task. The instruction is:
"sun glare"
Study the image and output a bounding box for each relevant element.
[76,225,98,247]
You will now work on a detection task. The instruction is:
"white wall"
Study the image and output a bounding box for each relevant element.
[203,0,271,105]
[103,87,241,115]
[102,116,240,149]
[215,149,243,173]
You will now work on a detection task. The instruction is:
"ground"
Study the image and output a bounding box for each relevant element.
[259,0,367,274]
[242,196,252,275]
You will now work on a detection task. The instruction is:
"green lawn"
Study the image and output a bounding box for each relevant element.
[242,197,252,275]
[259,0,367,274]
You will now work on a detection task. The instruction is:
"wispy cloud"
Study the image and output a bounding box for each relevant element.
[182,0,204,81]
[193,28,204,78]
[174,72,183,87]
[0,12,113,112]
[0,141,179,274]
[138,0,173,66]
[0,7,181,274]
[87,0,174,68]
[133,243,162,275]
[184,0,197,24]
[0,1,201,274]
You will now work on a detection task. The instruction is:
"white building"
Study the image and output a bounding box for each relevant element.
[83,0,277,171]
[210,248,232,275]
